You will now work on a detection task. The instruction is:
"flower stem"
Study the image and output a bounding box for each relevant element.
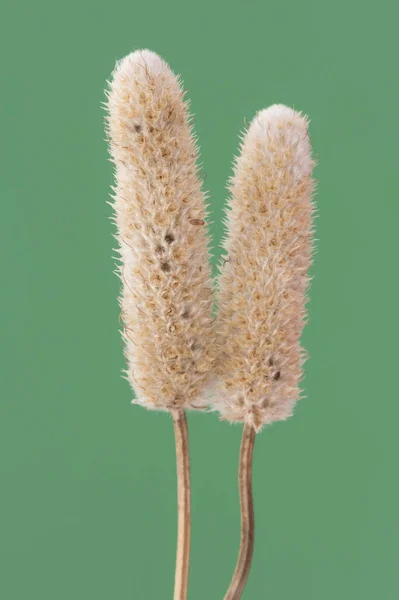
[172,409,191,600]
[224,422,256,600]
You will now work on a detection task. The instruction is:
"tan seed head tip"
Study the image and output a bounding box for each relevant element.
[242,103,314,179]
[254,103,309,132]
[106,49,183,117]
[112,49,171,82]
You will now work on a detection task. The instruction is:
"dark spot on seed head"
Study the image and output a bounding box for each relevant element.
[161,262,171,272]
[155,245,165,255]
[165,233,175,244]
[182,309,190,319]
[268,357,274,367]
[134,124,142,133]
[273,371,281,381]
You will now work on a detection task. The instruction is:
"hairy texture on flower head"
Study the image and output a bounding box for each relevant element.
[213,104,316,431]
[105,50,216,410]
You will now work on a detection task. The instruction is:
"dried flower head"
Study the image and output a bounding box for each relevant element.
[213,104,316,431]
[105,50,216,411]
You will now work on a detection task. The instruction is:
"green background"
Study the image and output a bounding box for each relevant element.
[1,0,398,598]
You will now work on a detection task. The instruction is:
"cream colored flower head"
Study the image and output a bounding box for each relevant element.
[105,50,216,411]
[213,104,316,431]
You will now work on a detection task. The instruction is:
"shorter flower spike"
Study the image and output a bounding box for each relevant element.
[213,104,316,432]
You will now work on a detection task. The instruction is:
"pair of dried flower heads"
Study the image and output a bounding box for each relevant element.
[106,49,315,600]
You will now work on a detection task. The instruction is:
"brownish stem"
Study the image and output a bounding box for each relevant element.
[224,423,256,600]
[171,409,191,600]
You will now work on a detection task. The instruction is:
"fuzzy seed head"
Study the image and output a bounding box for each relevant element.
[213,104,316,431]
[105,50,216,411]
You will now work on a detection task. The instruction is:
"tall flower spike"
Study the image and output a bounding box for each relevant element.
[106,50,215,412]
[215,104,315,432]
[105,50,216,600]
[215,105,316,600]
